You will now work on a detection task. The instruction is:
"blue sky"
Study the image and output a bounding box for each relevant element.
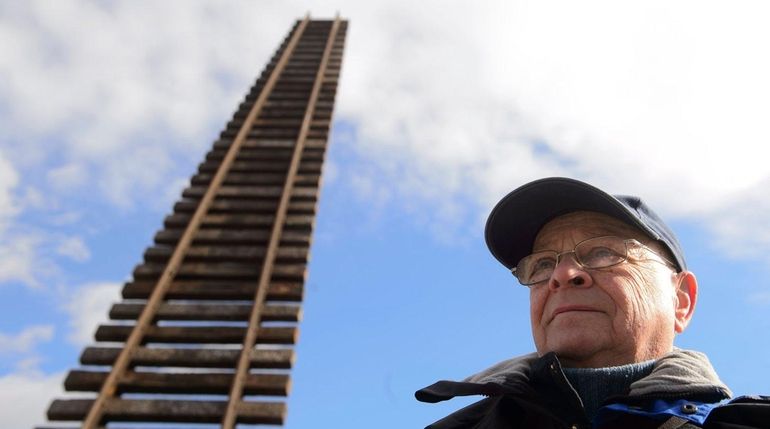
[2,1,770,428]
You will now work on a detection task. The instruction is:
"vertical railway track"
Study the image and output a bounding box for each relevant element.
[41,15,347,428]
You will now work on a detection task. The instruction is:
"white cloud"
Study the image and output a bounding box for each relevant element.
[705,178,770,261]
[160,176,191,211]
[0,149,20,231]
[0,228,88,289]
[55,235,91,262]
[0,325,62,428]
[0,369,65,429]
[19,186,45,211]
[0,233,43,288]
[63,282,122,346]
[328,0,770,259]
[46,210,83,226]
[0,160,61,288]
[0,0,283,208]
[322,159,339,187]
[0,325,54,355]
[1,0,770,265]
[47,163,87,192]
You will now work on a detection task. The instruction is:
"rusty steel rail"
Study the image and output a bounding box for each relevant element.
[40,15,347,428]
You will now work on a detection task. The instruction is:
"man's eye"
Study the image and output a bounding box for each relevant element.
[585,246,621,260]
[531,258,556,273]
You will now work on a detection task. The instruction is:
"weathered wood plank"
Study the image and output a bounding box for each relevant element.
[80,347,294,369]
[252,118,329,127]
[199,160,286,173]
[191,172,320,186]
[198,160,322,174]
[109,302,301,322]
[47,398,284,424]
[215,186,318,199]
[132,261,306,281]
[172,199,316,214]
[184,186,283,199]
[207,149,324,163]
[208,149,294,161]
[163,213,314,228]
[177,183,318,200]
[122,280,303,301]
[94,325,297,345]
[259,99,328,108]
[232,138,326,149]
[132,262,257,279]
[144,244,308,262]
[154,228,311,245]
[215,139,294,149]
[165,213,272,227]
[64,370,289,395]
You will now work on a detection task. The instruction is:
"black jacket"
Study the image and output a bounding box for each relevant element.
[416,350,770,428]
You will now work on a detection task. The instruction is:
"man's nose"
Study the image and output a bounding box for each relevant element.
[548,252,593,290]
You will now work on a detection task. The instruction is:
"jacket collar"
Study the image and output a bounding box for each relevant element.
[416,349,732,403]
[628,348,732,398]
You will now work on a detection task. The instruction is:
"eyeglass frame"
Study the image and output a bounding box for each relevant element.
[511,235,678,287]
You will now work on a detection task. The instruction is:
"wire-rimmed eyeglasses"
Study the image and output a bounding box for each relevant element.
[512,235,677,286]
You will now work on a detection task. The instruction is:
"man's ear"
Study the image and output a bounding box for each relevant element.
[674,271,698,333]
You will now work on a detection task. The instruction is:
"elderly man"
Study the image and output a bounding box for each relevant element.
[416,178,769,428]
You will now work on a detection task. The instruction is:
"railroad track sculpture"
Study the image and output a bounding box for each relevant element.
[40,16,347,428]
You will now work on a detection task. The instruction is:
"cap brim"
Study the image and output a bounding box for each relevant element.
[484,177,660,269]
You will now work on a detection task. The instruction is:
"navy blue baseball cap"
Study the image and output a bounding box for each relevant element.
[484,177,687,272]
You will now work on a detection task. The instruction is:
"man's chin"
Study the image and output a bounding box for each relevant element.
[544,340,606,367]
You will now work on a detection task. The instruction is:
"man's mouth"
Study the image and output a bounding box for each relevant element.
[551,305,601,320]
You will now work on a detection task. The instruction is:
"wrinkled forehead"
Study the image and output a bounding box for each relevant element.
[533,211,652,251]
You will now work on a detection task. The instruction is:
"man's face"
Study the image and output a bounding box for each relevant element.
[529,211,681,368]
